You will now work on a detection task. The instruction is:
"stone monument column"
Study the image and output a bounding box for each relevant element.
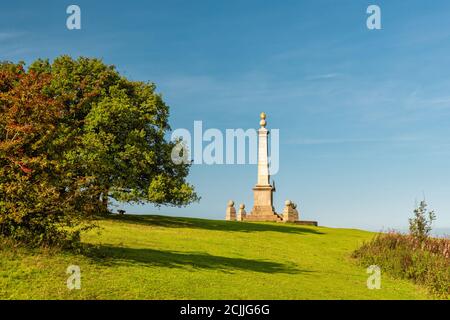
[257,121,270,186]
[248,113,280,221]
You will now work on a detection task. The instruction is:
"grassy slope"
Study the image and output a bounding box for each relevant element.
[0,215,432,299]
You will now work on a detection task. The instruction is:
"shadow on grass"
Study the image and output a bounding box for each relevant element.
[83,244,311,275]
[104,214,324,235]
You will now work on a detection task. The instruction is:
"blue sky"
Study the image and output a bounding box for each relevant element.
[1,0,450,231]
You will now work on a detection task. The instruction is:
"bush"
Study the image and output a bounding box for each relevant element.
[353,232,449,298]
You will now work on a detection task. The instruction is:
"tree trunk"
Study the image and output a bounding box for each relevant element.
[101,187,109,213]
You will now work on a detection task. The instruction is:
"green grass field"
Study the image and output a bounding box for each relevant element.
[0,215,434,299]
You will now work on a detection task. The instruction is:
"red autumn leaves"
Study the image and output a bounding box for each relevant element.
[0,64,61,175]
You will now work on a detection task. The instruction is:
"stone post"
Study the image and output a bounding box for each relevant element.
[225,200,236,221]
[282,200,299,222]
[237,204,247,221]
[292,202,299,219]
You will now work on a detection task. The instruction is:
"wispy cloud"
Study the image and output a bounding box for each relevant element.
[288,138,382,145]
[0,31,33,60]
[157,72,310,108]
[306,73,340,81]
[0,32,24,42]
[285,137,420,146]
[406,90,450,111]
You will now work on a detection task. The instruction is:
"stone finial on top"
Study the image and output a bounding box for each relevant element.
[226,200,236,221]
[260,112,267,128]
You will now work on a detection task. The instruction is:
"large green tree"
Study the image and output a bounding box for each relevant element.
[0,57,198,245]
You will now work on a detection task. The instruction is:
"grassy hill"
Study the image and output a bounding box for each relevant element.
[0,215,433,299]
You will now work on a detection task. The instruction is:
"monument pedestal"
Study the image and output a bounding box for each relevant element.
[246,185,282,222]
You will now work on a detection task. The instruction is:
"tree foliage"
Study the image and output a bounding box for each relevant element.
[0,57,198,246]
